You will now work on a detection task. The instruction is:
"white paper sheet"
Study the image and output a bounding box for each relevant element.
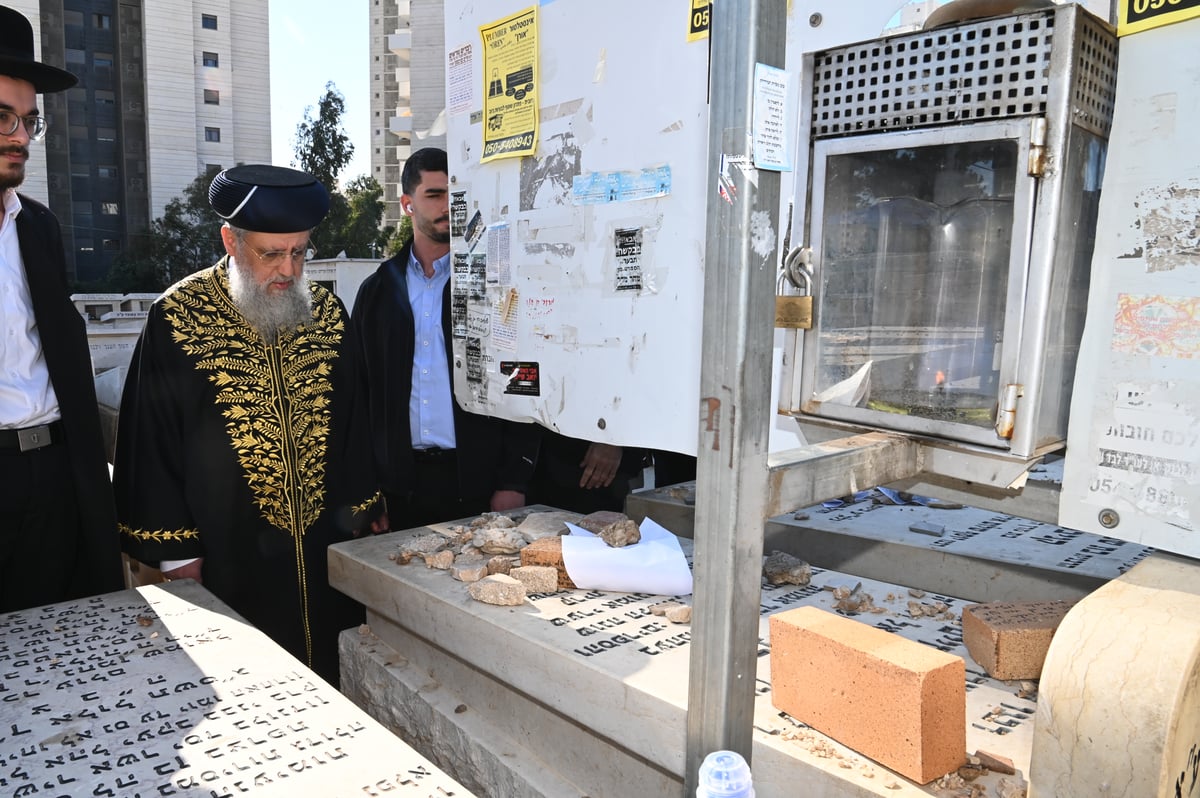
[559,517,694,596]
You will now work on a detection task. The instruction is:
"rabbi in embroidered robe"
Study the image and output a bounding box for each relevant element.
[114,165,384,684]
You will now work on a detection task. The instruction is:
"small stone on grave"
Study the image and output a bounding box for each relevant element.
[517,510,581,541]
[468,574,527,606]
[576,510,628,533]
[996,777,1027,798]
[487,555,519,575]
[649,601,683,616]
[510,565,559,594]
[472,526,526,554]
[425,549,455,570]
[974,749,1016,775]
[665,605,692,624]
[397,531,450,561]
[831,582,875,614]
[469,511,516,529]
[577,511,642,548]
[764,550,812,586]
[599,518,641,548]
[451,554,489,583]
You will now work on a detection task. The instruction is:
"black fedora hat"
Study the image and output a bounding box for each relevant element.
[0,6,78,93]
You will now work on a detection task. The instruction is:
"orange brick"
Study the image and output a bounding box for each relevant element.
[519,537,576,589]
[961,600,1073,680]
[769,606,965,784]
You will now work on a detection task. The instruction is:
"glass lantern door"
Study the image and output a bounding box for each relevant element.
[800,121,1038,448]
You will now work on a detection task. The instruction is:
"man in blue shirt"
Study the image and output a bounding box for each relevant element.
[353,148,540,528]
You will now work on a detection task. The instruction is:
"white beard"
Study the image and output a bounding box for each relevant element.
[227,257,313,344]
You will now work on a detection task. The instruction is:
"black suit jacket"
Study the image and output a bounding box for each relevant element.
[15,193,123,597]
[351,240,541,502]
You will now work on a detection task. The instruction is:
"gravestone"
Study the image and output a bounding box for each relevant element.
[0,580,470,797]
[332,519,1045,797]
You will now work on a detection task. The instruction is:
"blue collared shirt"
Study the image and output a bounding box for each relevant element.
[407,250,456,449]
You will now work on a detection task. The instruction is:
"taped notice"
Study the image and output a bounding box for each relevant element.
[469,254,487,301]
[573,166,671,205]
[487,222,512,285]
[467,310,491,338]
[447,43,474,115]
[614,227,643,292]
[1112,294,1200,359]
[493,290,519,353]
[465,210,485,252]
[451,254,469,338]
[480,6,539,162]
[450,191,468,239]
[753,62,793,172]
[466,337,485,383]
[501,361,540,396]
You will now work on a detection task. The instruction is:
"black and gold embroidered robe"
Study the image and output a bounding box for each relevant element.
[114,258,382,682]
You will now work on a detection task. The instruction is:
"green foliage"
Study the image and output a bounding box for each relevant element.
[293,85,391,260]
[293,82,354,193]
[336,175,392,258]
[386,215,413,257]
[96,82,390,290]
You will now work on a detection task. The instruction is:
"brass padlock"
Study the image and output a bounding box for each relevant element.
[774,265,813,329]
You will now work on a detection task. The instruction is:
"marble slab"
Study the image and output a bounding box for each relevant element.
[0,580,470,798]
[628,481,1151,602]
[331,517,1046,797]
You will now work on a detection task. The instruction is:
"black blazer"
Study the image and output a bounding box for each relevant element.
[15,193,123,597]
[351,240,541,501]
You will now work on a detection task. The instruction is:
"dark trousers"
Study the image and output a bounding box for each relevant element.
[0,442,81,612]
[384,449,489,530]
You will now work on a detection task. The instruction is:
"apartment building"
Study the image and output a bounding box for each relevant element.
[13,0,270,282]
[370,0,445,232]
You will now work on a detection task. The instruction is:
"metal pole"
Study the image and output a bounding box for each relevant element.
[685,0,786,792]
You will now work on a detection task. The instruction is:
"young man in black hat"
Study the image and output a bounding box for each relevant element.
[113,165,385,684]
[0,5,123,611]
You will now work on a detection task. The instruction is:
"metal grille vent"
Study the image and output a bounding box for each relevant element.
[810,8,1115,139]
[1073,12,1119,137]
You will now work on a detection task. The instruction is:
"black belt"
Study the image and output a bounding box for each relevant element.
[0,420,63,452]
[412,447,456,462]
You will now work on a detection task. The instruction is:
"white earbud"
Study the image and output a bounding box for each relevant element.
[405,204,413,213]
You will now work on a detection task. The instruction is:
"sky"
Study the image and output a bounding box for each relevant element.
[268,1,372,187]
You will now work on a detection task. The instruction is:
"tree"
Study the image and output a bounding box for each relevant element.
[293,83,354,194]
[337,175,392,258]
[385,215,413,257]
[106,166,225,292]
[293,85,393,259]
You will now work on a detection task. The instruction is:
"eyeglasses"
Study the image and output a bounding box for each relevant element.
[0,110,48,142]
[244,242,313,268]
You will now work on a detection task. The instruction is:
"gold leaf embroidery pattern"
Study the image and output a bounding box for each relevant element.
[160,266,342,541]
[354,490,383,516]
[119,522,201,543]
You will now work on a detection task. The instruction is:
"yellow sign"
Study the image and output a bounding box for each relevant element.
[687,0,711,41]
[1119,0,1200,35]
[479,6,539,163]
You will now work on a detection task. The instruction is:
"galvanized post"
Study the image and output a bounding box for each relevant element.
[685,0,787,792]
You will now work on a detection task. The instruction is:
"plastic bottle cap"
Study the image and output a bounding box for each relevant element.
[696,750,755,798]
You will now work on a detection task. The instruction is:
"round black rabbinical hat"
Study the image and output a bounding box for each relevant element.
[0,6,79,93]
[208,165,330,233]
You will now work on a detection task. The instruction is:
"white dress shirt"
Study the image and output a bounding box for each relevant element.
[0,188,61,428]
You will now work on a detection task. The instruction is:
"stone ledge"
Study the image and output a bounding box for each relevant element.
[339,623,681,797]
